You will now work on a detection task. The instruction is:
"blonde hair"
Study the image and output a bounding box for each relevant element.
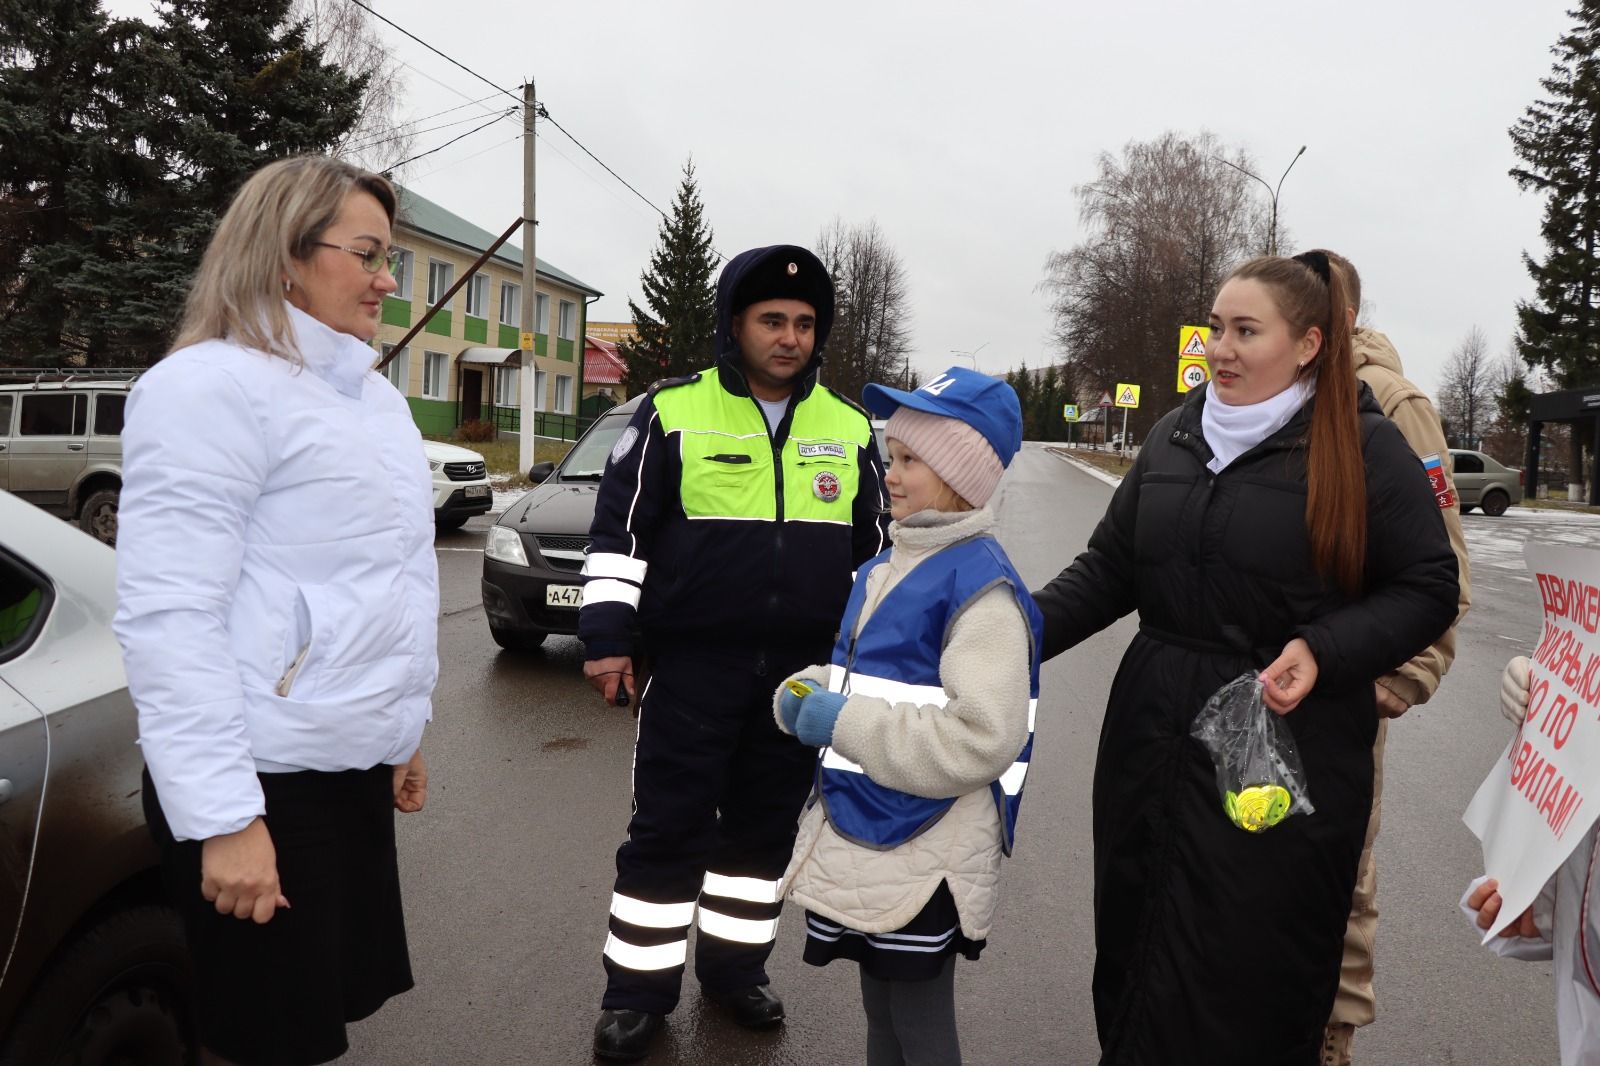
[172,156,397,362]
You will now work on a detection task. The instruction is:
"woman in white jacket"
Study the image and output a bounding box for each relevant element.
[114,157,437,1066]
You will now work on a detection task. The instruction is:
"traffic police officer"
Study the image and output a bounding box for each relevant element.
[579,244,889,1061]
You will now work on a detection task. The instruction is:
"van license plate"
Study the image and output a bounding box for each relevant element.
[546,584,582,607]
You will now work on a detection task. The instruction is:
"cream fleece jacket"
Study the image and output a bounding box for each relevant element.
[774,506,1034,938]
[1353,327,1472,709]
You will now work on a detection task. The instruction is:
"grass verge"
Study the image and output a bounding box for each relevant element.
[1049,446,1135,478]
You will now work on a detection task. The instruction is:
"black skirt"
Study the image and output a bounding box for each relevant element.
[142,764,414,1066]
[802,881,985,982]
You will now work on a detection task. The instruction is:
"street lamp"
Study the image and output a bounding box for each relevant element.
[1216,145,1306,256]
[949,342,988,372]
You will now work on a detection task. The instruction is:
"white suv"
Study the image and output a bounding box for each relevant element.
[424,440,492,531]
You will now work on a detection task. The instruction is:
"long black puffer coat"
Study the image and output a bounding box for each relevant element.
[1034,382,1458,1066]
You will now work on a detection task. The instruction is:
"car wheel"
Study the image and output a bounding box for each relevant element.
[435,514,469,533]
[490,625,546,651]
[77,488,120,547]
[0,905,193,1066]
[1482,489,1510,517]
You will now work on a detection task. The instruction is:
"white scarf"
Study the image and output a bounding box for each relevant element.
[1201,377,1314,474]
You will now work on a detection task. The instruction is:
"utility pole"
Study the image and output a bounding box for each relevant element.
[518,79,538,478]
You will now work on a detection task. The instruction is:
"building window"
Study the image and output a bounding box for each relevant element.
[391,249,414,299]
[555,374,573,414]
[382,344,409,393]
[558,300,577,341]
[494,366,519,406]
[464,273,487,317]
[534,368,547,411]
[535,293,550,335]
[427,259,454,305]
[422,351,448,399]
[499,282,520,326]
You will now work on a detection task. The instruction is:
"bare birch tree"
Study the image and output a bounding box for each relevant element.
[292,0,415,174]
[816,217,914,403]
[1437,326,1493,448]
[1039,130,1269,440]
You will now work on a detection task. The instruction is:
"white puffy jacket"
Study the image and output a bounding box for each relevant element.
[115,304,439,842]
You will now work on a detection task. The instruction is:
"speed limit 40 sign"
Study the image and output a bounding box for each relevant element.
[1177,356,1210,393]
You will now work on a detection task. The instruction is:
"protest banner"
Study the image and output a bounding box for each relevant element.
[1464,542,1600,941]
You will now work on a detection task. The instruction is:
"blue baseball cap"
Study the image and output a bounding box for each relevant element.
[863,366,1023,467]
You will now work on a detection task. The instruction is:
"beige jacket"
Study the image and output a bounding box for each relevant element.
[774,507,1033,939]
[1354,327,1473,708]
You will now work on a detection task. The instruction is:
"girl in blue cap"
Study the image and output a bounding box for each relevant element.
[771,366,1043,1066]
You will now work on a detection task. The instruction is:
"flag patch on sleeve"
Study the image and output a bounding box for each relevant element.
[1420,453,1457,510]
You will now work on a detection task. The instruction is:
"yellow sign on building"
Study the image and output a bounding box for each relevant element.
[1178,325,1210,357]
[1114,383,1140,408]
[520,331,535,351]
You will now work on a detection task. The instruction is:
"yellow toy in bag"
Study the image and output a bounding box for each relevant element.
[1191,675,1314,833]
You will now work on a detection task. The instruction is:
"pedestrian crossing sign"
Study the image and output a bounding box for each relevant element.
[1178,325,1210,357]
[1063,404,1079,422]
[1114,383,1140,408]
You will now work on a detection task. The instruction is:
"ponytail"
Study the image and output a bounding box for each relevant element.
[1229,254,1367,597]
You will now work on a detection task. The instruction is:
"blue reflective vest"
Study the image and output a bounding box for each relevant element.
[817,535,1044,856]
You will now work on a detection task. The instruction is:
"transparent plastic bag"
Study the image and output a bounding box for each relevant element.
[1189,674,1315,833]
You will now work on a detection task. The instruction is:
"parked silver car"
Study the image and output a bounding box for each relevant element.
[1449,448,1521,517]
[0,490,192,1065]
[0,378,130,546]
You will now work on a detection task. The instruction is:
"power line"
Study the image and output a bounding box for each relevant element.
[348,92,506,148]
[348,106,516,155]
[537,109,666,221]
[344,0,521,106]
[384,112,510,173]
[414,133,522,181]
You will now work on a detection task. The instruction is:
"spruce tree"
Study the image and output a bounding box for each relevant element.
[621,160,718,395]
[1510,1,1600,389]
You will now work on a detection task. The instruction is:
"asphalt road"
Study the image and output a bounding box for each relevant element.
[342,445,1588,1065]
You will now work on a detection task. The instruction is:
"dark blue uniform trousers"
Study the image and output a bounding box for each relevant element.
[600,646,821,1014]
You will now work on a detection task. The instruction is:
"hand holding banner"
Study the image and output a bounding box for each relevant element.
[1464,543,1600,940]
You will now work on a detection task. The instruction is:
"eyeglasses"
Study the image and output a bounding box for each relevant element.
[312,242,402,275]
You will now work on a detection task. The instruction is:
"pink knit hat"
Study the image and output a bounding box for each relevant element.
[884,406,1004,508]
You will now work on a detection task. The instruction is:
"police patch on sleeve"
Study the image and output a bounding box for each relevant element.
[610,426,640,466]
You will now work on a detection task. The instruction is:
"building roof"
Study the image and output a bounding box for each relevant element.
[585,336,626,385]
[393,185,603,297]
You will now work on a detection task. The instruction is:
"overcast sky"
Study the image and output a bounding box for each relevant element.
[109,0,1580,400]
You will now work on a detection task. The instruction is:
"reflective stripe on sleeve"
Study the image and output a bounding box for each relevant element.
[609,893,696,929]
[702,872,782,904]
[603,933,687,971]
[581,579,641,609]
[697,907,780,945]
[998,759,1029,796]
[582,552,648,584]
[840,670,948,708]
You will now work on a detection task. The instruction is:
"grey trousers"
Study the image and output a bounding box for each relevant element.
[859,956,961,1066]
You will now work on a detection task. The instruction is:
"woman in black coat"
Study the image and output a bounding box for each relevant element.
[1035,253,1458,1066]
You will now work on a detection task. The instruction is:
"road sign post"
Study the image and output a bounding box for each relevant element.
[1113,383,1140,456]
[1177,326,1211,393]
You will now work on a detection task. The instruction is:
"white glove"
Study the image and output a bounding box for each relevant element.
[1500,656,1531,725]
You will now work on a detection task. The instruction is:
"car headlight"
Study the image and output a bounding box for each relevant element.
[429,460,444,472]
[485,525,530,567]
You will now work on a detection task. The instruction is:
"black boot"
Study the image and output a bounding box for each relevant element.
[701,983,785,1029]
[593,1009,664,1061]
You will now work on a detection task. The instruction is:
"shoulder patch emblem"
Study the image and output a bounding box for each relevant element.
[1419,453,1457,510]
[610,426,640,466]
[797,442,847,460]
